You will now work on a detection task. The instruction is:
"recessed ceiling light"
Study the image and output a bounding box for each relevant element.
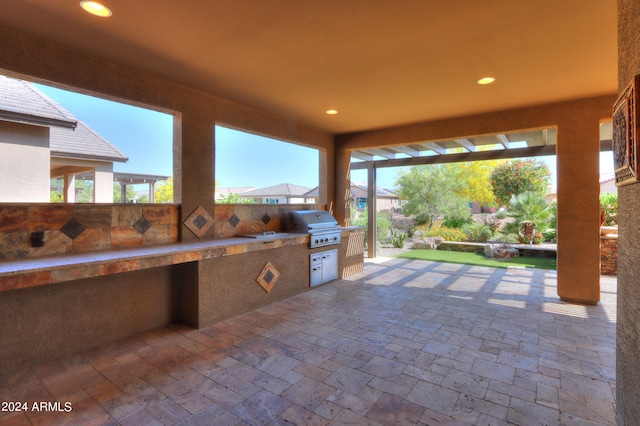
[80,1,112,17]
[477,77,496,85]
[326,109,338,115]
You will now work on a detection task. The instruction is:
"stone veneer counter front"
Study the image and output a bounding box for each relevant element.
[0,234,310,293]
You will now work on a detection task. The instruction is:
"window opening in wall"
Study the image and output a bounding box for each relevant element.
[215,125,319,204]
[0,74,174,203]
[599,144,618,275]
[350,153,559,261]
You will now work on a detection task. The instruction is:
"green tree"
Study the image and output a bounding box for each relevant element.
[217,192,255,204]
[113,183,137,203]
[444,159,501,209]
[489,159,551,206]
[396,165,469,228]
[154,177,174,203]
[505,191,554,243]
[74,180,94,203]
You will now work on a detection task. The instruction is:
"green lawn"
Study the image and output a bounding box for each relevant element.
[395,249,557,270]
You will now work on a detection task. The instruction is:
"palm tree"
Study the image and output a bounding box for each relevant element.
[505,191,553,243]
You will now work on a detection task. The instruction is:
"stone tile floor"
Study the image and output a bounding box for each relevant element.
[0,258,617,425]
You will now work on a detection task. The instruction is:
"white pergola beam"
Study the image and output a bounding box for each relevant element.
[455,138,476,152]
[497,134,511,149]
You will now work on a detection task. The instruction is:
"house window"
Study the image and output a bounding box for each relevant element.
[0,75,174,203]
[215,126,319,204]
[357,197,367,209]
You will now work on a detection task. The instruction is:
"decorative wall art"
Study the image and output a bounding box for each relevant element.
[613,74,640,187]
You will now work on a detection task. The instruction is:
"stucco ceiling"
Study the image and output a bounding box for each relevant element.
[0,0,618,134]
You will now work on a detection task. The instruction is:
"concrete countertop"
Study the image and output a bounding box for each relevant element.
[0,233,309,293]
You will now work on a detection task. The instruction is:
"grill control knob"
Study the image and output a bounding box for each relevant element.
[314,239,319,244]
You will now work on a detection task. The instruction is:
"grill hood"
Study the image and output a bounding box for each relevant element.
[289,210,338,232]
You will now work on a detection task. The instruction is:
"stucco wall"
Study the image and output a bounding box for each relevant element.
[0,266,176,375]
[0,121,50,202]
[195,243,311,327]
[616,0,640,424]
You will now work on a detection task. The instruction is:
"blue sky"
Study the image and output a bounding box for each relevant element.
[215,126,319,189]
[37,83,613,193]
[36,84,321,189]
[37,84,174,176]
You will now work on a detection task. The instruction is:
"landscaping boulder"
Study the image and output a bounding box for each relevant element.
[484,243,519,260]
[415,236,444,250]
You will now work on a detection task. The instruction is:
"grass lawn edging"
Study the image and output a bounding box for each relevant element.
[396,247,557,270]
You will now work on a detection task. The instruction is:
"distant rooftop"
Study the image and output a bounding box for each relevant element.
[0,75,76,128]
[51,121,128,163]
[0,76,128,163]
[241,183,312,197]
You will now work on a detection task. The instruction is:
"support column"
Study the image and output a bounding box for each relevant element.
[556,121,601,305]
[64,173,76,203]
[94,167,114,203]
[367,162,377,258]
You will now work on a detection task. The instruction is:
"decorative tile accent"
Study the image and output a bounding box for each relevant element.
[262,213,271,225]
[256,261,280,293]
[60,218,86,240]
[184,205,214,239]
[133,216,152,234]
[228,214,240,228]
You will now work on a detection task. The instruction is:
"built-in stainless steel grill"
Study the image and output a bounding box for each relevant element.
[289,210,341,248]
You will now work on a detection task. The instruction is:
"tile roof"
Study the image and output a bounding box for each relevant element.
[0,75,76,127]
[0,75,128,163]
[51,121,128,163]
[75,171,169,183]
[241,183,312,197]
[350,181,398,198]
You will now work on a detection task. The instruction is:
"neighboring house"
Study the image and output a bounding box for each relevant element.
[0,76,128,202]
[240,183,317,204]
[350,181,401,212]
[600,172,617,193]
[215,186,255,200]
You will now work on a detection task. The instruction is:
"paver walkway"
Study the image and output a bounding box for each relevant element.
[0,258,617,425]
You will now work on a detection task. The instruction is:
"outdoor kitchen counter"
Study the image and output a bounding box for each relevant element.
[0,233,309,293]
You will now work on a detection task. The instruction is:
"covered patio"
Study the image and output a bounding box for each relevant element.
[0,259,616,425]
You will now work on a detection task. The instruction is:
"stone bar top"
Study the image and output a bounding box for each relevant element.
[0,233,310,293]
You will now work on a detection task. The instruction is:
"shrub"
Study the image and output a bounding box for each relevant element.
[352,210,392,246]
[442,211,472,229]
[600,192,618,226]
[462,223,492,242]
[478,214,502,233]
[420,225,466,242]
[390,228,407,248]
[542,228,556,242]
[494,233,520,243]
